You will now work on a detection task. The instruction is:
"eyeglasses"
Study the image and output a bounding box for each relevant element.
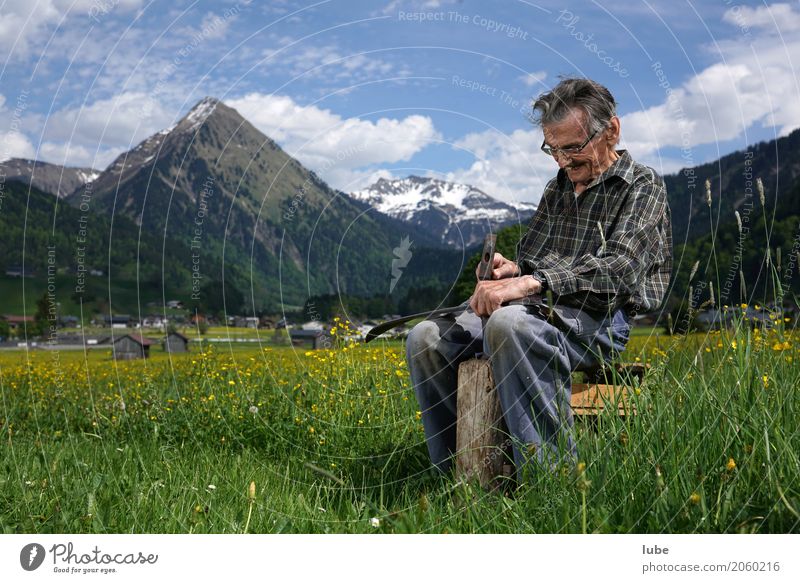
[540,128,600,158]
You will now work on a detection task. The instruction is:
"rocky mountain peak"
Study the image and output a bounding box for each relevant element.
[0,157,100,198]
[350,175,537,247]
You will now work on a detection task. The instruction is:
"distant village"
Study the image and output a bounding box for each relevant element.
[3,263,797,359]
[0,296,411,359]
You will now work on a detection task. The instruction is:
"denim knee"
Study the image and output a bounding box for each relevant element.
[483,306,522,351]
[405,320,440,360]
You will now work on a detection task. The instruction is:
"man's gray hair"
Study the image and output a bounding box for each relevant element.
[531,78,617,134]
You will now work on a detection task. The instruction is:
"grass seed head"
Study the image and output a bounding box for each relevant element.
[689,260,700,281]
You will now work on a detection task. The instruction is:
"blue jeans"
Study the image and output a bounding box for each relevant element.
[405,300,630,474]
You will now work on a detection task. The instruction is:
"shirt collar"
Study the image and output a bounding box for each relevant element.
[557,149,635,192]
[597,149,635,185]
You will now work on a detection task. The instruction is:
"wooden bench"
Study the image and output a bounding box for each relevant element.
[454,358,645,489]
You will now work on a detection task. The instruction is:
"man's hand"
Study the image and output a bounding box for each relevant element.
[470,275,541,317]
[476,252,520,281]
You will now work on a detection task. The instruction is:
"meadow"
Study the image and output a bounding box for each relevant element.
[1,310,798,534]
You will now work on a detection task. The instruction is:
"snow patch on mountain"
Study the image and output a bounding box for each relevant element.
[352,176,535,217]
[350,175,537,247]
[179,97,219,133]
[75,169,100,184]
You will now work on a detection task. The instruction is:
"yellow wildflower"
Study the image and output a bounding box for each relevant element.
[689,492,701,505]
[726,457,736,471]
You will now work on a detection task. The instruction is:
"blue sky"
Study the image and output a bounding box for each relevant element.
[1,0,798,203]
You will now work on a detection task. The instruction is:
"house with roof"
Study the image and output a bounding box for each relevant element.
[163,331,190,353]
[2,315,34,331]
[142,315,168,329]
[104,315,135,329]
[289,329,331,350]
[112,334,156,360]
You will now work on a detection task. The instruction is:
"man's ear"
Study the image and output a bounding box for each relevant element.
[606,116,621,144]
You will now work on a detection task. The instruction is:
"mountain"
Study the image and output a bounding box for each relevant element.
[63,97,466,310]
[350,175,537,247]
[664,127,800,243]
[0,179,206,317]
[0,158,99,198]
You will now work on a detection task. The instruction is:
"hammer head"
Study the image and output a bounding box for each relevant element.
[476,234,497,281]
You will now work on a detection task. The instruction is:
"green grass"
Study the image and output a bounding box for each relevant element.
[1,313,798,533]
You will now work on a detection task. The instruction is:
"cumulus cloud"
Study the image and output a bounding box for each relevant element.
[38,141,122,170]
[0,91,36,161]
[0,130,36,162]
[225,92,440,189]
[20,92,176,169]
[619,2,800,159]
[446,127,555,204]
[41,92,175,150]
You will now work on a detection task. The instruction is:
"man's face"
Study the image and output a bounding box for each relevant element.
[541,108,615,186]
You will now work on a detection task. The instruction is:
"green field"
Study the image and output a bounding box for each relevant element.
[1,311,798,534]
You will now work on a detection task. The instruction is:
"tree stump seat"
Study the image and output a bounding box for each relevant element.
[454,358,646,488]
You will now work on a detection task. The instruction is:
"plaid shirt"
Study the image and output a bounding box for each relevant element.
[515,150,672,315]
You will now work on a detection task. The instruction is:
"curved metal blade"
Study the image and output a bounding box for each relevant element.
[364,303,467,343]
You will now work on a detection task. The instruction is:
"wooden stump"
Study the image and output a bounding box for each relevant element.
[454,358,511,489]
[455,359,640,488]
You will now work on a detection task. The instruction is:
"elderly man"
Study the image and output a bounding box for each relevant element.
[406,78,672,475]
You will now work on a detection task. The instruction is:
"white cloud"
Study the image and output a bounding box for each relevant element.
[196,10,237,40]
[326,167,397,193]
[447,127,555,204]
[18,92,176,169]
[0,0,144,60]
[0,130,36,161]
[518,71,547,87]
[618,3,800,159]
[261,39,397,85]
[0,91,36,161]
[40,92,176,150]
[381,0,460,16]
[723,2,800,33]
[38,141,122,169]
[225,93,440,189]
